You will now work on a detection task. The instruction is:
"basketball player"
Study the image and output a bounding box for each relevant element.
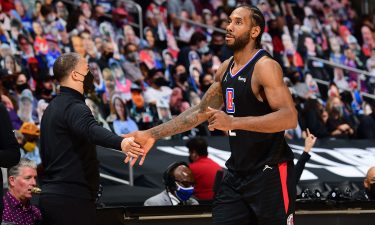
[126,5,297,225]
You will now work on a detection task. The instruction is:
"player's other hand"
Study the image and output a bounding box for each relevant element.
[123,130,155,166]
[206,107,234,131]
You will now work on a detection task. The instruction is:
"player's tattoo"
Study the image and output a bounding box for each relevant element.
[149,82,223,139]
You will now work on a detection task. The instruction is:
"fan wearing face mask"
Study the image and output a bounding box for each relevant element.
[144,162,199,206]
[354,166,375,201]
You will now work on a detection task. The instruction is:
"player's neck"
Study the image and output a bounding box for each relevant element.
[233,46,259,66]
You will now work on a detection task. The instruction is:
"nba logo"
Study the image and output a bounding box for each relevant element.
[226,88,235,113]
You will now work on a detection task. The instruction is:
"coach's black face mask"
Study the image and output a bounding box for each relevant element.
[83,71,95,94]
[76,71,95,94]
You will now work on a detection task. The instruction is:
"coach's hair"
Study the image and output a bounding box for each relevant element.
[238,4,265,49]
[53,52,82,82]
[8,158,37,178]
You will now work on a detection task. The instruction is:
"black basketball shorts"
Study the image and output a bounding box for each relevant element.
[212,161,296,225]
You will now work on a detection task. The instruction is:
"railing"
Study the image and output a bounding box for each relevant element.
[100,147,134,186]
[174,16,226,34]
[307,56,375,100]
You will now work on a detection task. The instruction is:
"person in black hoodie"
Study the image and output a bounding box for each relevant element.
[0,102,21,222]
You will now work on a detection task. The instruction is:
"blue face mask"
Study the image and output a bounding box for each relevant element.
[175,182,194,202]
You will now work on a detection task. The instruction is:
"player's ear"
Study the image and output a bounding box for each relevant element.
[251,26,261,39]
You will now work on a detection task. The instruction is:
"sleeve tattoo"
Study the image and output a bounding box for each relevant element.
[149,82,223,139]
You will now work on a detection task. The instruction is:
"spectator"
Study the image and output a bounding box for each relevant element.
[364,166,375,200]
[329,37,348,90]
[2,158,41,225]
[1,55,22,76]
[36,99,48,126]
[354,166,375,201]
[177,31,207,71]
[14,73,30,99]
[129,84,158,130]
[110,62,132,101]
[303,36,329,80]
[178,10,196,43]
[102,68,116,108]
[200,73,214,94]
[168,0,197,27]
[85,98,111,131]
[357,100,375,139]
[0,101,21,223]
[17,34,35,61]
[326,96,355,138]
[144,68,172,105]
[144,162,198,206]
[295,129,317,184]
[303,98,330,138]
[169,87,189,116]
[210,31,228,61]
[186,137,221,200]
[32,21,48,55]
[88,60,106,95]
[34,76,54,102]
[111,96,138,135]
[17,89,36,123]
[361,26,375,58]
[55,1,69,22]
[146,0,168,32]
[17,122,41,166]
[123,25,143,48]
[304,73,320,98]
[122,43,143,82]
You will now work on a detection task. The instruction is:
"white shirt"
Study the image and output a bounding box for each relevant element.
[144,86,172,105]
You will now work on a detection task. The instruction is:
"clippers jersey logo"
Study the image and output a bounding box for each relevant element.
[226,88,235,113]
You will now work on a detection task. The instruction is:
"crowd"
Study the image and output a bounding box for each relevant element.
[0,0,374,144]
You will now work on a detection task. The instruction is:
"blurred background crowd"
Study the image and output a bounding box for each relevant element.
[0,0,375,165]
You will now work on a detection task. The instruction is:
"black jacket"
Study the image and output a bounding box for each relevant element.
[0,103,21,222]
[40,87,124,200]
[295,151,311,184]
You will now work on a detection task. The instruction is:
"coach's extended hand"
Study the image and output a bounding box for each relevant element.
[121,137,145,165]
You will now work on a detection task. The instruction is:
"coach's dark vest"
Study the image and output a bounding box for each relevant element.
[221,49,294,176]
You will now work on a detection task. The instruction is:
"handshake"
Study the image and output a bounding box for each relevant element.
[119,107,234,166]
[120,130,155,166]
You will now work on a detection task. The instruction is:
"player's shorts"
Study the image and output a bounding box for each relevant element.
[212,161,295,225]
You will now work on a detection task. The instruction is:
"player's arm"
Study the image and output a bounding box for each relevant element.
[147,59,230,139]
[233,58,297,132]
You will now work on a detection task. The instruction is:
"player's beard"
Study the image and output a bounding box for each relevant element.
[226,30,251,52]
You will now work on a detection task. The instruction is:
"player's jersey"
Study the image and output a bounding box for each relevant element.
[221,49,294,175]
